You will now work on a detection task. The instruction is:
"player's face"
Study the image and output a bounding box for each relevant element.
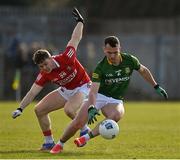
[38,58,54,73]
[104,44,121,65]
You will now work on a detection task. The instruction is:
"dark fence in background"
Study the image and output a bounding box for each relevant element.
[0,7,179,100]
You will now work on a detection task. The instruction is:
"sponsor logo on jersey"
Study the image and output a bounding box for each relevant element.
[56,69,77,85]
[125,67,130,74]
[92,73,99,79]
[105,73,113,77]
[105,76,130,84]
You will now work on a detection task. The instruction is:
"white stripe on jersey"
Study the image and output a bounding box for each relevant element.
[67,49,74,58]
[36,74,42,81]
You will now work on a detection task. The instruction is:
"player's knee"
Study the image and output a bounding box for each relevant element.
[34,105,44,117]
[72,118,84,130]
[115,112,123,121]
[107,112,123,122]
[64,107,76,119]
[34,106,40,116]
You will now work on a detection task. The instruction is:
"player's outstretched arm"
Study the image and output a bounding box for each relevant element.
[12,83,43,119]
[67,7,84,50]
[138,64,168,99]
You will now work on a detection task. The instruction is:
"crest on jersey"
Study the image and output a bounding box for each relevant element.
[115,69,122,76]
[59,71,66,78]
[125,67,130,74]
[67,66,72,71]
[92,73,99,79]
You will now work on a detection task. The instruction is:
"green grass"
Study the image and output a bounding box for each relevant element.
[0,101,180,159]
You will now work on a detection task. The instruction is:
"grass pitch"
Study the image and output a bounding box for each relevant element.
[0,101,180,159]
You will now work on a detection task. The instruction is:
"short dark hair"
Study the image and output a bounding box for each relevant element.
[104,36,120,47]
[32,49,51,64]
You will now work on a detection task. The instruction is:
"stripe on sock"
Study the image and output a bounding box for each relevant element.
[43,130,52,136]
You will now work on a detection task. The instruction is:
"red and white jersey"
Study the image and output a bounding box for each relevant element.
[35,46,90,89]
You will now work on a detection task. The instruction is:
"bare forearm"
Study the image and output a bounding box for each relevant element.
[88,92,97,107]
[87,82,100,107]
[139,66,157,87]
[19,83,42,110]
[19,91,36,110]
[67,22,83,49]
[72,22,83,42]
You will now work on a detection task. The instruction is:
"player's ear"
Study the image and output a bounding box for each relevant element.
[102,46,106,53]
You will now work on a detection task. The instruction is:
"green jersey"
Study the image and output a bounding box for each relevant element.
[92,53,140,100]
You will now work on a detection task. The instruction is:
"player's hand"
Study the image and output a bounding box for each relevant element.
[72,7,84,24]
[12,108,23,119]
[88,105,100,125]
[154,84,168,99]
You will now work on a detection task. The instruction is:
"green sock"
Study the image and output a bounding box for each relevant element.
[88,131,94,139]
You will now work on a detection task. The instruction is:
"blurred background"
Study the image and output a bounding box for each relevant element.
[0,0,179,101]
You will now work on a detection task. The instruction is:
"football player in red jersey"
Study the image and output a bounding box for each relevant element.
[12,8,91,151]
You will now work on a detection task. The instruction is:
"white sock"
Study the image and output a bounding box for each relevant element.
[83,133,90,141]
[44,135,54,144]
[81,124,90,132]
[57,140,64,147]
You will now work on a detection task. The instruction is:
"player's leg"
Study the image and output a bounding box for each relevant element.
[91,103,125,137]
[74,102,125,147]
[50,101,89,154]
[34,89,67,150]
[64,91,90,136]
[63,91,85,119]
[77,83,92,136]
[63,100,89,141]
[35,89,67,131]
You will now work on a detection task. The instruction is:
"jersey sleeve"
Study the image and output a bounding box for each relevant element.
[62,46,76,62]
[35,73,48,86]
[92,63,102,83]
[130,55,141,70]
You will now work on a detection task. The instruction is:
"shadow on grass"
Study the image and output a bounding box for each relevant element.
[0,150,94,156]
[0,150,39,154]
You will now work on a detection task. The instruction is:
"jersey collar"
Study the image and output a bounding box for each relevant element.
[107,58,113,65]
[52,58,60,68]
[106,53,122,65]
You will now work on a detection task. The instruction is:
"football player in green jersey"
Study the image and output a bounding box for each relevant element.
[50,36,168,153]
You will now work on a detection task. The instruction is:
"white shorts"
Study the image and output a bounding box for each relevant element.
[57,83,90,100]
[85,93,124,111]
